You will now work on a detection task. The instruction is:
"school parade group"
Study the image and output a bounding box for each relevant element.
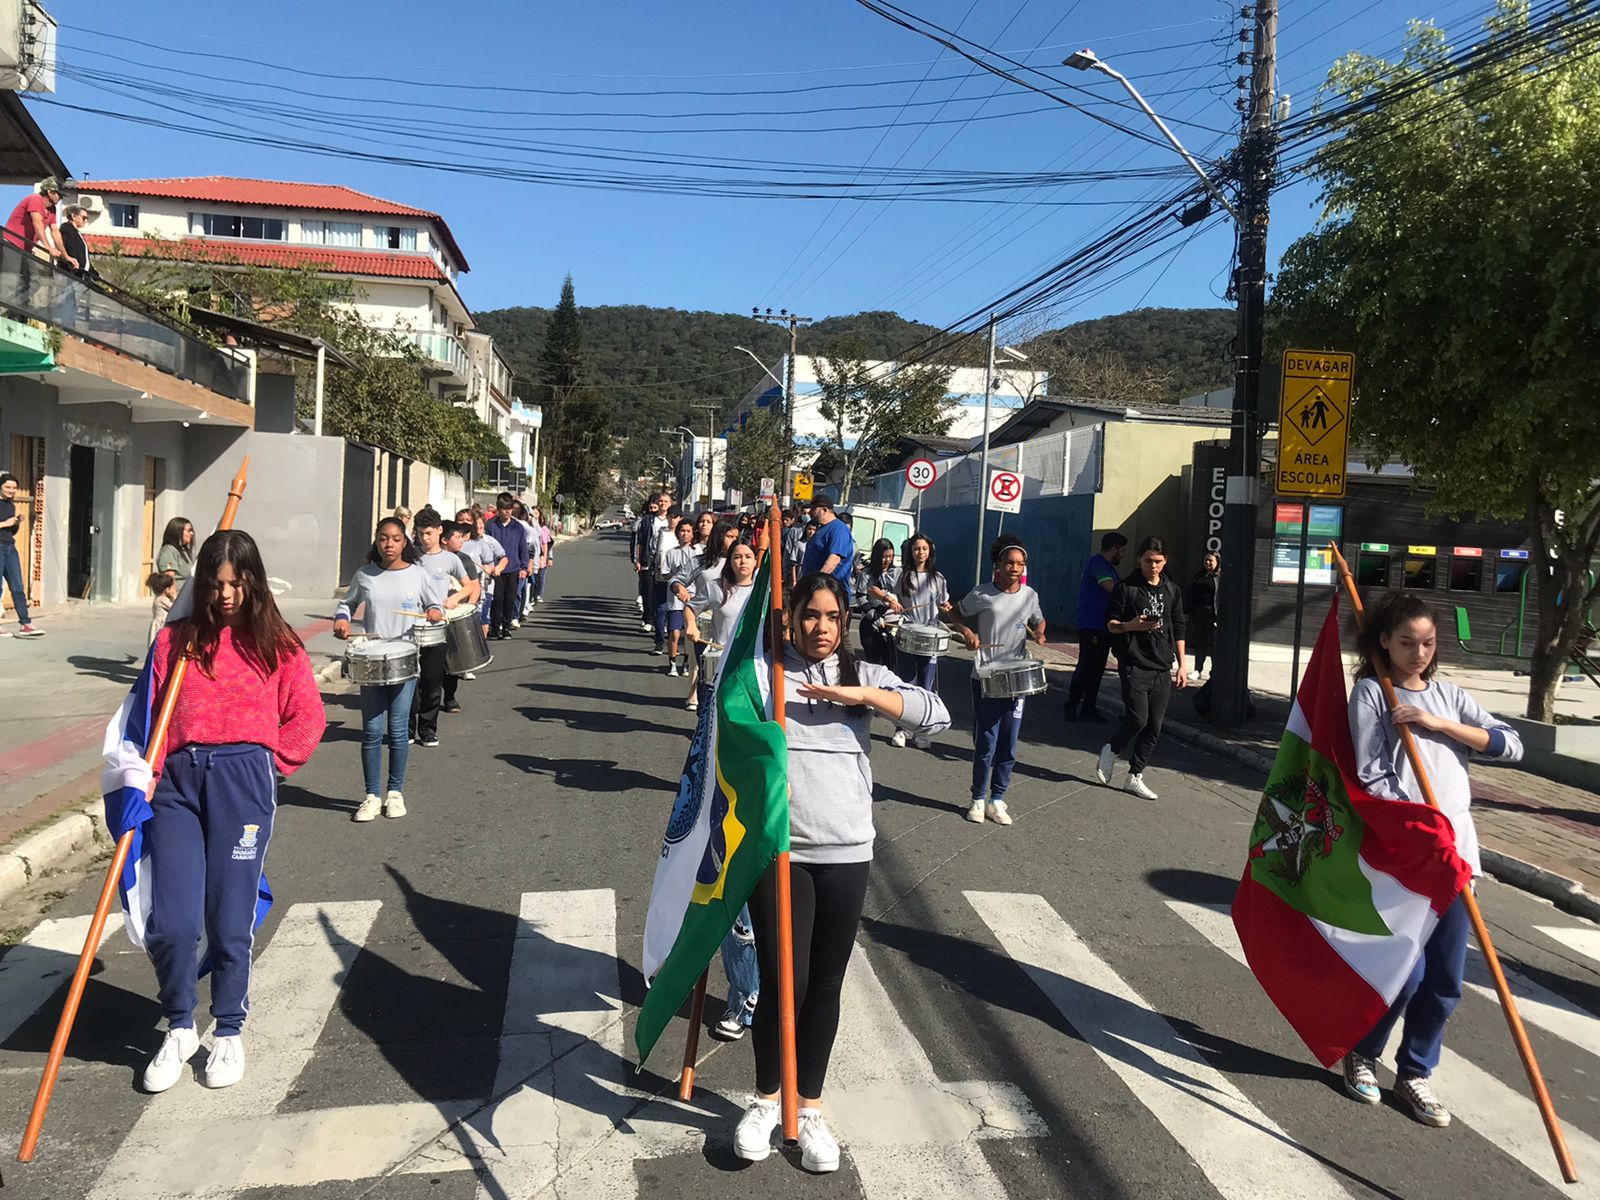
[76,477,1523,1179]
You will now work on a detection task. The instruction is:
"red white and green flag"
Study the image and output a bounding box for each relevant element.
[1232,599,1471,1066]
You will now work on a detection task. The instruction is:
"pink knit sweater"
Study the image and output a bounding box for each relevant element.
[151,625,327,778]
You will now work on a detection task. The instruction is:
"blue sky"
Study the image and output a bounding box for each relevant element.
[37,1,1501,332]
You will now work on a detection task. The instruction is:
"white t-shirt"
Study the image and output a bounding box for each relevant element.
[959,582,1044,667]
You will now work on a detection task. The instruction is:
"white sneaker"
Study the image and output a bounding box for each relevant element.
[798,1109,840,1173]
[665,662,679,677]
[986,800,1013,826]
[912,734,931,749]
[460,671,477,680]
[733,1097,782,1162]
[353,793,382,822]
[640,621,653,633]
[201,1034,245,1089]
[1124,773,1158,800]
[1395,1076,1452,1127]
[510,618,521,630]
[141,1025,199,1093]
[1095,743,1116,785]
[890,729,908,748]
[686,694,699,711]
[384,790,407,819]
[710,1014,745,1042]
[965,798,985,823]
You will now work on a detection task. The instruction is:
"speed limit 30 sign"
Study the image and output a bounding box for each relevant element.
[905,458,938,491]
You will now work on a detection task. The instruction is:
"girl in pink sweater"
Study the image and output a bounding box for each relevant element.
[140,530,326,1095]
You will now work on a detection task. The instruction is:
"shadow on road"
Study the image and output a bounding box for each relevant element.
[67,654,141,686]
[499,752,672,794]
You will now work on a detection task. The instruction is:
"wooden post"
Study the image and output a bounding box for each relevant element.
[1329,542,1577,1185]
[676,970,709,1101]
[767,503,800,1143]
[17,458,250,1164]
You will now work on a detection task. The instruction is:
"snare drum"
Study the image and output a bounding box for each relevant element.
[344,638,420,686]
[411,617,447,648]
[701,643,724,684]
[894,622,951,656]
[976,656,1048,699]
[444,603,492,675]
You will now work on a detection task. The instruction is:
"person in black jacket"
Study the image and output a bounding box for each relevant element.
[58,204,100,280]
[1186,552,1220,679]
[1096,536,1187,800]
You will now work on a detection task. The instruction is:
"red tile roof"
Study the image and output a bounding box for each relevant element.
[84,234,451,282]
[86,176,469,270]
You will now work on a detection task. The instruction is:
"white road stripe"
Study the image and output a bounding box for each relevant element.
[968,890,1354,1200]
[0,913,124,1049]
[84,900,382,1200]
[1167,900,1600,1197]
[1537,926,1600,970]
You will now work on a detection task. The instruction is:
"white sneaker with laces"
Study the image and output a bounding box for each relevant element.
[912,734,931,749]
[798,1109,840,1173]
[710,1014,745,1041]
[384,790,407,819]
[1396,1076,1451,1127]
[201,1034,246,1089]
[965,798,985,823]
[733,1097,782,1162]
[1124,773,1158,800]
[1342,1053,1381,1105]
[890,729,908,747]
[1095,743,1116,785]
[353,793,383,823]
[986,800,1013,826]
[142,1025,199,1093]
[640,620,653,633]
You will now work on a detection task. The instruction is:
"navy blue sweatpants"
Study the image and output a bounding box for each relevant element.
[144,743,276,1036]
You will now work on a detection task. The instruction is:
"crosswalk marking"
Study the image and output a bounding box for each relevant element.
[1537,925,1600,969]
[968,890,1356,1200]
[0,913,124,1049]
[1165,900,1600,1197]
[84,900,383,1200]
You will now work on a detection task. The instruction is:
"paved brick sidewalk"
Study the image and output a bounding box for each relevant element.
[1036,638,1600,897]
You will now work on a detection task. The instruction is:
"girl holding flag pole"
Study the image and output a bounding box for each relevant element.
[137,530,326,1093]
[733,572,950,1172]
[1341,591,1522,1127]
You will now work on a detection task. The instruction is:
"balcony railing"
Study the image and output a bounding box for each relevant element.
[0,238,252,402]
[409,330,470,378]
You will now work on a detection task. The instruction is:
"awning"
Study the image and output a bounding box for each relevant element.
[0,94,70,186]
[0,314,55,373]
[186,305,359,370]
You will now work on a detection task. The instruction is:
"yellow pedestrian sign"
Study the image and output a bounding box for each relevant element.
[1276,350,1354,498]
[793,471,814,501]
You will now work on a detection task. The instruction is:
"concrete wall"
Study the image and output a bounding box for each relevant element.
[1093,423,1227,582]
[182,428,347,600]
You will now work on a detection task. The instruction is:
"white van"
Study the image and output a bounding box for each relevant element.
[838,503,917,558]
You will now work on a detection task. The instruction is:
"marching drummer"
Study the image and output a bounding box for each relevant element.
[440,520,484,714]
[949,533,1046,826]
[888,532,953,749]
[333,517,445,822]
[410,511,468,749]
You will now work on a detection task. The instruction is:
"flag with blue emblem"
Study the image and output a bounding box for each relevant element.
[637,548,788,1066]
[100,581,272,971]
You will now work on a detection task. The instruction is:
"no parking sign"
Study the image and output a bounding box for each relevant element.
[986,469,1023,514]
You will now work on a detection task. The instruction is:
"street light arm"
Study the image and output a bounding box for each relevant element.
[734,345,786,390]
[1087,60,1241,224]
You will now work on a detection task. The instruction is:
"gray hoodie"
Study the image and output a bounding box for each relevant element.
[782,644,950,864]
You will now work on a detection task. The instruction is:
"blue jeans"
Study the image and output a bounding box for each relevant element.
[970,676,1023,803]
[534,565,548,601]
[897,650,937,692]
[1354,893,1471,1078]
[359,678,416,795]
[721,905,760,1026]
[0,542,30,625]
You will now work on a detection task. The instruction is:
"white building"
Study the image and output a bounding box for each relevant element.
[82,176,483,403]
[730,354,1048,447]
[674,436,728,505]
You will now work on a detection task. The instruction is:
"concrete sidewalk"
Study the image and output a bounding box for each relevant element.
[1038,636,1600,916]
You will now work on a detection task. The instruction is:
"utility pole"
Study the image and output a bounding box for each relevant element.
[1212,0,1278,728]
[974,313,997,592]
[692,402,721,505]
[753,307,811,505]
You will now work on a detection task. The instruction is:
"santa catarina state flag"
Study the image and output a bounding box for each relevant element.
[636,548,788,1067]
[1232,598,1470,1067]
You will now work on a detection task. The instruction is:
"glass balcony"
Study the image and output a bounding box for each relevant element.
[408,330,470,381]
[0,238,251,401]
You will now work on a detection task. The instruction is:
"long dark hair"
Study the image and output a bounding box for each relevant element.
[1355,591,1439,683]
[367,516,420,566]
[785,572,866,715]
[898,533,937,598]
[170,530,302,678]
[161,516,193,553]
[702,518,738,569]
[868,537,895,576]
[720,540,758,591]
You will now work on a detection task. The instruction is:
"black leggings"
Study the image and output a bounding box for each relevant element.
[747,858,871,1098]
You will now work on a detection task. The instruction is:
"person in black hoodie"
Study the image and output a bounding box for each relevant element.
[1096,536,1187,800]
[1186,552,1220,679]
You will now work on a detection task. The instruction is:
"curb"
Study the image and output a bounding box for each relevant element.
[0,799,111,910]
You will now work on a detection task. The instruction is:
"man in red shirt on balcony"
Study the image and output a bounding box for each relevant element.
[4,177,68,262]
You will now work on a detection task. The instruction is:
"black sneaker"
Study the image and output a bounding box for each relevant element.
[418,734,440,748]
[442,703,462,714]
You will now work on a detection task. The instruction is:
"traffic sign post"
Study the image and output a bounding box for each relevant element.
[1276,350,1353,499]
[793,472,814,502]
[758,477,776,503]
[905,458,936,530]
[987,469,1022,514]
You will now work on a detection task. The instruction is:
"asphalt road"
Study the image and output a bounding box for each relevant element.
[4,529,1600,1199]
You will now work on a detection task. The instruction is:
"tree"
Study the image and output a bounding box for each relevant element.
[531,274,612,514]
[724,405,793,498]
[1271,1,1600,720]
[812,337,955,502]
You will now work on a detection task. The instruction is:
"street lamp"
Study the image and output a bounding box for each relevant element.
[1062,48,1241,223]
[734,345,785,390]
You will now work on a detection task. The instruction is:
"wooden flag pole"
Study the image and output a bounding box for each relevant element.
[766,503,800,1144]
[17,458,250,1164]
[1330,543,1577,1184]
[676,969,709,1101]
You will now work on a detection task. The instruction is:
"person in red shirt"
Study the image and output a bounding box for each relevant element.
[139,529,327,1095]
[3,177,66,260]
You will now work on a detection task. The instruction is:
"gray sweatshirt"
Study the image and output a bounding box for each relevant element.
[336,563,445,640]
[783,644,951,864]
[1349,676,1523,877]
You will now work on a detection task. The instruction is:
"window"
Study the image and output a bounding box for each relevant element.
[376,224,417,250]
[1403,555,1437,590]
[1449,553,1483,592]
[883,520,912,550]
[108,202,139,229]
[1356,551,1389,587]
[303,219,361,247]
[192,212,286,240]
[1496,560,1529,594]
